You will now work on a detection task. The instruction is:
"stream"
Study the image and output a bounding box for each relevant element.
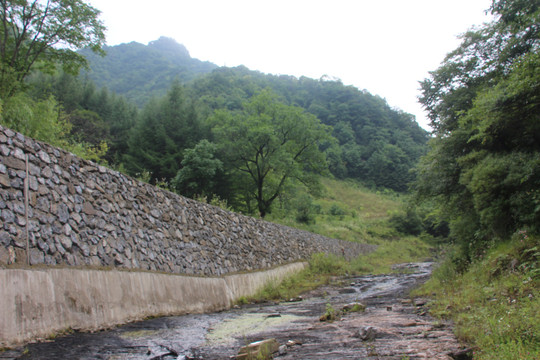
[1,262,468,359]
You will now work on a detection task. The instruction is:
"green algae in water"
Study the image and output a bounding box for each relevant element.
[119,329,161,339]
[206,313,306,345]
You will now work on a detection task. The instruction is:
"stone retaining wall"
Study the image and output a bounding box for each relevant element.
[0,125,373,276]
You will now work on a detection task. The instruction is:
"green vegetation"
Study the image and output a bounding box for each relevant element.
[2,1,537,357]
[414,0,539,262]
[2,6,429,211]
[0,0,108,162]
[410,1,540,358]
[189,66,428,192]
[0,0,105,99]
[319,303,339,322]
[7,65,428,215]
[413,233,539,359]
[123,80,203,181]
[248,253,349,303]
[79,37,428,193]
[211,90,332,217]
[244,180,432,303]
[79,37,218,105]
[344,303,366,313]
[268,178,428,251]
[248,236,430,304]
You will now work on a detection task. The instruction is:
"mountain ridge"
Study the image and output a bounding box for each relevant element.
[80,36,218,105]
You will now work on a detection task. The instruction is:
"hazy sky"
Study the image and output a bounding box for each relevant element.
[87,0,494,130]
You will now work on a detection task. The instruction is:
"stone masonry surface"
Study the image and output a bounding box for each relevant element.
[0,125,374,276]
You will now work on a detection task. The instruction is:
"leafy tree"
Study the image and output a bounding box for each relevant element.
[211,90,332,217]
[0,0,105,98]
[295,193,317,224]
[171,139,223,199]
[25,69,137,164]
[457,52,540,236]
[366,143,410,192]
[0,92,71,145]
[389,207,423,236]
[0,91,108,163]
[414,0,540,261]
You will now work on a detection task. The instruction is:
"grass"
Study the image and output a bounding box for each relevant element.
[245,253,349,302]
[242,178,433,303]
[247,235,432,304]
[412,232,539,359]
[269,178,410,244]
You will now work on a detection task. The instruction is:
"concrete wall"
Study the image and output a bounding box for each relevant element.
[0,262,306,347]
[0,125,374,276]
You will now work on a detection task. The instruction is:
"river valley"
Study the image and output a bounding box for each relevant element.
[1,262,469,359]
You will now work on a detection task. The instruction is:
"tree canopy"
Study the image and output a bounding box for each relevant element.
[171,139,223,199]
[189,67,429,190]
[0,0,105,98]
[414,0,540,261]
[211,90,332,217]
[123,81,204,182]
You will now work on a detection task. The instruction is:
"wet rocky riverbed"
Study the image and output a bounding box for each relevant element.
[1,262,470,359]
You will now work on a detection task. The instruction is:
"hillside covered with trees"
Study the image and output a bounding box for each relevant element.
[79,37,218,105]
[79,37,429,193]
[0,30,430,217]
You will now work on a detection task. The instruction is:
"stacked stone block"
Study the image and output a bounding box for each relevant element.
[0,125,373,276]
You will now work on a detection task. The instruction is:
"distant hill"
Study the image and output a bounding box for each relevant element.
[79,37,428,191]
[80,37,218,106]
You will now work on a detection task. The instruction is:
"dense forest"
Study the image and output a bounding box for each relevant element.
[409,1,539,358]
[2,32,429,217]
[414,0,540,262]
[78,36,429,194]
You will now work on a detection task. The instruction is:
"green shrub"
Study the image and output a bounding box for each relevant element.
[319,303,339,322]
[389,208,423,235]
[295,194,317,224]
[329,204,347,217]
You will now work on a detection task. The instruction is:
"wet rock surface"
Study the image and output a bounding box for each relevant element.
[2,262,468,359]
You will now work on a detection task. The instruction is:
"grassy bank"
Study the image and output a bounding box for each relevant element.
[248,178,539,360]
[244,178,432,302]
[269,178,432,271]
[269,178,403,243]
[245,242,430,303]
[413,233,539,359]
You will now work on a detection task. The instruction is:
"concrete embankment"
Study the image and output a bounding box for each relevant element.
[0,262,306,347]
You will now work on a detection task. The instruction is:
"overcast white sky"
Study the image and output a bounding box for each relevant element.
[87,0,494,130]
